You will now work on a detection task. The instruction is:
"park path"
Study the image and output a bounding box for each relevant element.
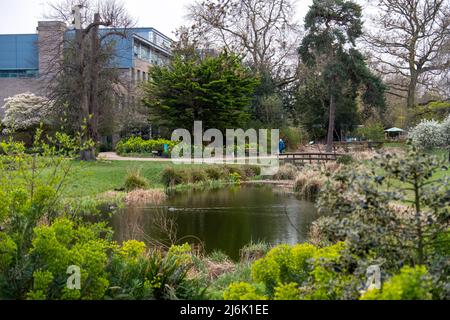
[98,152,173,162]
[98,152,279,163]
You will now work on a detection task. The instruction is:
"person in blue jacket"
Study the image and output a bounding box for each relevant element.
[279,138,286,154]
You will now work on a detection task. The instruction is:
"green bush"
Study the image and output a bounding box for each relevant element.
[206,263,252,300]
[228,242,361,300]
[251,243,317,296]
[223,282,267,300]
[124,168,149,192]
[361,266,433,300]
[108,243,194,300]
[116,137,177,155]
[355,122,385,142]
[274,283,301,300]
[336,154,354,165]
[28,218,113,300]
[0,140,26,155]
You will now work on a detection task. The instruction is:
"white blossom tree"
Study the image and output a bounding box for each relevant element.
[408,117,449,151]
[1,93,53,133]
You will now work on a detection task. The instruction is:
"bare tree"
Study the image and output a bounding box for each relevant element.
[364,0,450,111]
[44,0,135,161]
[185,0,301,86]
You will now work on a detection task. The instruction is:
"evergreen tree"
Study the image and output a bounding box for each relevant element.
[298,0,386,150]
[143,52,259,135]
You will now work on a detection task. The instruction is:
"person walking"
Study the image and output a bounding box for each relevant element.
[279,138,286,154]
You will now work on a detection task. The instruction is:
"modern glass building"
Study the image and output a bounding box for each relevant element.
[0,22,173,80]
[0,34,39,78]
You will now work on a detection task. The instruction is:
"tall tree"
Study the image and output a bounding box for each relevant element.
[299,0,385,152]
[364,0,450,110]
[186,0,300,87]
[143,52,259,135]
[46,0,134,161]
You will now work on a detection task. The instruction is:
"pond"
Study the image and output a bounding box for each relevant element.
[111,185,321,260]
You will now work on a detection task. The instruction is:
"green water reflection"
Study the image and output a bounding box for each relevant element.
[112,185,320,260]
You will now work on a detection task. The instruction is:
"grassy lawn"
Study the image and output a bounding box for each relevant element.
[59,146,448,199]
[62,160,177,198]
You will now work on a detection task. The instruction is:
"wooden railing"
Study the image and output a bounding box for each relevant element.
[279,152,345,165]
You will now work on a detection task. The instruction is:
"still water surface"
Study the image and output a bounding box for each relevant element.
[112,185,320,260]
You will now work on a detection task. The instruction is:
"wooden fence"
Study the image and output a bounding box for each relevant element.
[279,152,345,165]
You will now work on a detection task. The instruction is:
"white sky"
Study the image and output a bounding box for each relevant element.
[0,0,314,38]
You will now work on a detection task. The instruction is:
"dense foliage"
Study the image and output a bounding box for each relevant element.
[143,52,259,135]
[408,116,450,150]
[115,137,177,155]
[355,122,385,142]
[1,93,54,134]
[297,0,386,147]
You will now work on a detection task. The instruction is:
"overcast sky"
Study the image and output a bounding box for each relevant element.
[0,0,314,38]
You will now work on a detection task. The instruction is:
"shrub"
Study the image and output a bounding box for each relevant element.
[29,218,112,300]
[235,242,358,300]
[124,168,149,192]
[1,93,54,133]
[0,233,17,271]
[355,122,385,142]
[0,140,26,155]
[206,263,252,300]
[161,167,189,187]
[116,137,177,155]
[223,282,267,300]
[108,243,193,300]
[441,115,450,148]
[274,283,301,300]
[316,144,449,270]
[251,243,317,296]
[361,266,433,300]
[408,119,446,150]
[336,155,353,165]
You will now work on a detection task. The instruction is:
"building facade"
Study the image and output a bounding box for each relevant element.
[0,21,173,117]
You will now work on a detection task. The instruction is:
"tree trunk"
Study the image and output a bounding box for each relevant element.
[326,94,336,153]
[407,73,418,110]
[80,13,101,161]
[75,28,95,161]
